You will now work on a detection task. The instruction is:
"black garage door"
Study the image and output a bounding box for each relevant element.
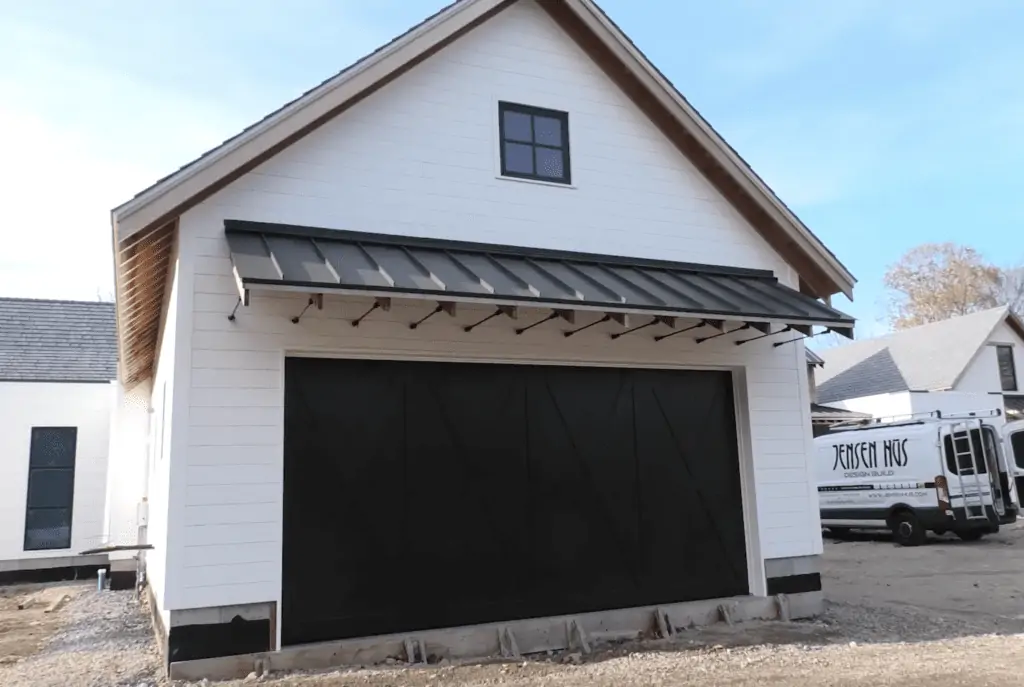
[282,358,747,646]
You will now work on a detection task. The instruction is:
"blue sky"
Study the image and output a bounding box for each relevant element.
[2,0,1022,336]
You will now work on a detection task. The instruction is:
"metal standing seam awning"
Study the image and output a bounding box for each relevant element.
[223,220,855,340]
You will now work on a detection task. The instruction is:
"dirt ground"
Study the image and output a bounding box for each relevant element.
[0,583,78,664]
[1,524,1023,686]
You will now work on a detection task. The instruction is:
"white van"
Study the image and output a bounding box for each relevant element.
[816,410,1020,546]
[1003,418,1024,498]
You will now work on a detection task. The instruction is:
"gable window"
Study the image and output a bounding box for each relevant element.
[498,102,570,184]
[24,427,77,551]
[997,345,1017,391]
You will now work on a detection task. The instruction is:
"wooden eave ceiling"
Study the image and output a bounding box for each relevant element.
[116,220,174,388]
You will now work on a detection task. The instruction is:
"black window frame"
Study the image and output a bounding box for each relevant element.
[24,426,77,552]
[498,101,571,185]
[997,344,1017,391]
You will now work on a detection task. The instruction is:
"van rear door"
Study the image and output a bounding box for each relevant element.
[1000,420,1024,506]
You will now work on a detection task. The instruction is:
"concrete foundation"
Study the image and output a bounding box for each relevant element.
[168,591,824,681]
[0,554,107,573]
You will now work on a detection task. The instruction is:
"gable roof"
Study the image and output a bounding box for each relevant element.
[110,0,856,388]
[816,307,1024,404]
[0,298,117,383]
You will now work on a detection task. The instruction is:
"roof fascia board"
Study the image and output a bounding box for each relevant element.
[112,0,506,241]
[563,0,854,298]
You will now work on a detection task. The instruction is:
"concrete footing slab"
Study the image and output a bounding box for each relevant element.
[168,591,823,682]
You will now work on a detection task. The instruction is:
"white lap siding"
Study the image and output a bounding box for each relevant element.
[160,0,820,611]
[166,241,819,610]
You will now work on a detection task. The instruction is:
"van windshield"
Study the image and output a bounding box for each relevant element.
[943,427,995,475]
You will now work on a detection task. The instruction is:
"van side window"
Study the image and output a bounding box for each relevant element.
[942,428,989,475]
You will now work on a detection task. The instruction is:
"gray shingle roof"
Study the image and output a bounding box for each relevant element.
[0,298,117,382]
[815,306,1012,404]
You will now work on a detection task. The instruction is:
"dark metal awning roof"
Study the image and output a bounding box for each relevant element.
[224,220,855,337]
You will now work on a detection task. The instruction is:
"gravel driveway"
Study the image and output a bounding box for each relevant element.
[2,524,1023,686]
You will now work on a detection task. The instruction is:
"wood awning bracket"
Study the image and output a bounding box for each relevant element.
[291,294,323,324]
[610,315,676,340]
[464,305,518,333]
[696,322,750,344]
[409,301,456,330]
[351,297,392,327]
[515,309,575,335]
[654,319,722,343]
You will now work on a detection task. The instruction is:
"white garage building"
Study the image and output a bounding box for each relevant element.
[108,0,857,676]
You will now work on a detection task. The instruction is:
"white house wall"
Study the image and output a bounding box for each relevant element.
[145,254,184,621]
[831,392,912,420]
[202,0,795,285]
[163,0,818,613]
[908,391,1004,422]
[957,343,1002,394]
[958,321,1024,394]
[0,382,113,567]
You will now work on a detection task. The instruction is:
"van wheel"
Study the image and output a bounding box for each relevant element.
[890,511,926,547]
[956,530,984,542]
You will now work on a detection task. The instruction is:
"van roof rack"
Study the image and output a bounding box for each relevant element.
[826,408,1002,432]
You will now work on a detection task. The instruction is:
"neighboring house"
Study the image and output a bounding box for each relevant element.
[804,350,869,436]
[815,306,1024,421]
[107,0,856,673]
[0,298,117,573]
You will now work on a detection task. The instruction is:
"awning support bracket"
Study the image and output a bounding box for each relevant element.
[696,322,750,344]
[564,313,611,338]
[773,327,831,348]
[291,294,323,324]
[735,325,791,346]
[464,305,518,333]
[351,297,392,327]
[654,319,722,343]
[610,316,675,340]
[516,309,574,335]
[227,297,242,322]
[409,301,456,330]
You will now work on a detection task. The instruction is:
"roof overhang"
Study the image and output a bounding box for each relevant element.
[224,220,856,339]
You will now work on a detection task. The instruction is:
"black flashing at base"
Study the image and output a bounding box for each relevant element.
[766,573,822,596]
[0,564,103,587]
[168,616,271,663]
[108,570,137,591]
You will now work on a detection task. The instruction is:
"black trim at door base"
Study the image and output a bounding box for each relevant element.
[766,573,822,596]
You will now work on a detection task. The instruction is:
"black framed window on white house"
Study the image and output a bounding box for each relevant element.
[498,102,571,184]
[997,345,1018,392]
[24,427,77,551]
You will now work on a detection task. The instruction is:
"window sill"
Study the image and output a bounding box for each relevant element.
[496,174,576,190]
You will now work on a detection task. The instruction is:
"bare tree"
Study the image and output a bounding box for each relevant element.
[996,264,1024,316]
[884,243,1001,329]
